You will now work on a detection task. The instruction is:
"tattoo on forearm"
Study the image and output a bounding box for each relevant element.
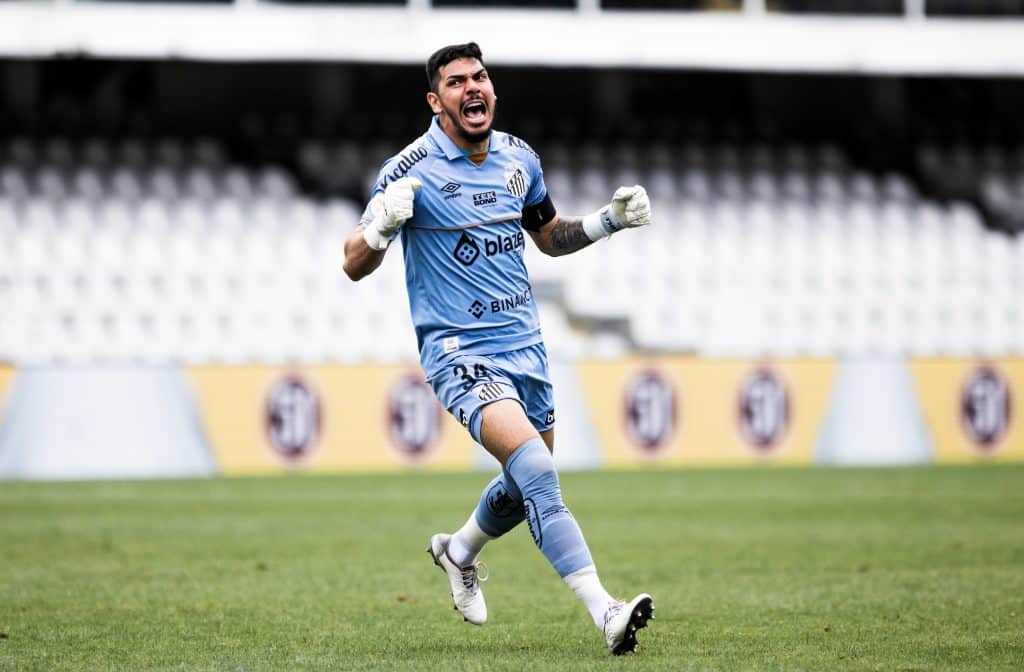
[549,216,592,255]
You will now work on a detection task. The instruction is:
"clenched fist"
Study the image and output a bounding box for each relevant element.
[583,184,653,241]
[363,176,422,250]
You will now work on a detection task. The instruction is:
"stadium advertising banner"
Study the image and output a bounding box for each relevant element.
[910,359,1024,462]
[577,358,835,467]
[0,364,12,421]
[186,366,476,475]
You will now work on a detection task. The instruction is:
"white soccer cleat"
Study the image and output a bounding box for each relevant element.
[426,533,487,625]
[603,593,654,655]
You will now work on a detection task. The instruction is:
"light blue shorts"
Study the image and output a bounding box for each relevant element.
[428,342,555,445]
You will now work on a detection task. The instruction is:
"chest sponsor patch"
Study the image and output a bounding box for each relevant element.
[472,191,498,207]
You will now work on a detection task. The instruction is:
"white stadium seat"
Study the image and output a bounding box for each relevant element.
[1,138,1020,365]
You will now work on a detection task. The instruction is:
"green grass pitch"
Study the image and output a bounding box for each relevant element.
[2,465,1023,671]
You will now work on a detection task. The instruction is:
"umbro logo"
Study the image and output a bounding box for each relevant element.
[441,182,463,201]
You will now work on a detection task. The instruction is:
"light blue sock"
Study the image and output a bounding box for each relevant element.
[473,468,525,538]
[505,437,594,578]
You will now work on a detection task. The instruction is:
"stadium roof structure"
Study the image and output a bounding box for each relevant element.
[0,4,1023,76]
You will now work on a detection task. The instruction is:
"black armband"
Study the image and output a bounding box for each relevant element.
[521,193,556,232]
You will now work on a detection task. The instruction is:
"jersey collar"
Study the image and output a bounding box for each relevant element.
[428,115,501,161]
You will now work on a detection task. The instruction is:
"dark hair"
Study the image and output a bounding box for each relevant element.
[426,42,484,93]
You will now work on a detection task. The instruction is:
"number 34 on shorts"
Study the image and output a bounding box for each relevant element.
[428,345,556,441]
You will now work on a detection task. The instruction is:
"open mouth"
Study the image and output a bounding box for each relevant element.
[462,100,488,125]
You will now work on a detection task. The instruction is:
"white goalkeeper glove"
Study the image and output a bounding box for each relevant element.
[582,185,652,242]
[362,176,423,251]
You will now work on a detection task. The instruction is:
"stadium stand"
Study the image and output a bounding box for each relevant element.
[772,0,903,14]
[926,0,1024,15]
[1,136,1021,366]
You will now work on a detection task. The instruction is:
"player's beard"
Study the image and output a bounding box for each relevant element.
[442,98,496,145]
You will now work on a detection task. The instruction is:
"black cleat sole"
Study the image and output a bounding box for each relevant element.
[611,596,654,656]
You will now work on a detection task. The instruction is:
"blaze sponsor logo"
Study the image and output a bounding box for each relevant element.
[483,230,524,258]
[453,232,481,266]
[624,369,676,453]
[388,375,441,463]
[452,230,524,266]
[472,190,498,207]
[381,146,428,186]
[265,375,321,464]
[961,365,1012,451]
[738,367,790,453]
[545,410,555,425]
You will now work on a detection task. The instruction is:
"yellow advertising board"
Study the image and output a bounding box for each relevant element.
[0,364,13,424]
[186,365,476,475]
[577,357,836,467]
[910,358,1024,463]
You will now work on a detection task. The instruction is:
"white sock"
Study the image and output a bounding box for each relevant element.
[564,565,615,628]
[447,514,494,567]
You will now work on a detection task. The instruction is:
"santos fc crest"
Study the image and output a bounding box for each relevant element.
[504,162,528,197]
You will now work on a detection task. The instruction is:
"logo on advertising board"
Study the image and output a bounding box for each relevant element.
[623,369,676,454]
[265,375,321,464]
[388,375,441,464]
[738,367,790,453]
[961,365,1012,452]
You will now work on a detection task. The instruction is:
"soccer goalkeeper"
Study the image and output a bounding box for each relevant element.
[343,42,654,655]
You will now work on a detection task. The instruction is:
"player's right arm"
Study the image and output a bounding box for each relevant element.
[343,223,387,281]
[343,176,422,282]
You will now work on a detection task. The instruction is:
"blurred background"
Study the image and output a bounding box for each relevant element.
[0,0,1022,479]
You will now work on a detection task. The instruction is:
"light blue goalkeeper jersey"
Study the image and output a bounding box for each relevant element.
[360,116,549,378]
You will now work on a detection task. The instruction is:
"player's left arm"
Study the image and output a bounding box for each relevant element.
[526,185,653,257]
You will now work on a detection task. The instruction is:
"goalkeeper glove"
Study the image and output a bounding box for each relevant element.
[582,185,652,241]
[363,176,423,250]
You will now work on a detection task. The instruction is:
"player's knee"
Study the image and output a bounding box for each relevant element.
[479,398,537,459]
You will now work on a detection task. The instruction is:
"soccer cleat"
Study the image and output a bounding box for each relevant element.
[426,533,488,625]
[603,593,654,655]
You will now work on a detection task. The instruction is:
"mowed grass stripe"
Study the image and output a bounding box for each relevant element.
[1,465,1022,671]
